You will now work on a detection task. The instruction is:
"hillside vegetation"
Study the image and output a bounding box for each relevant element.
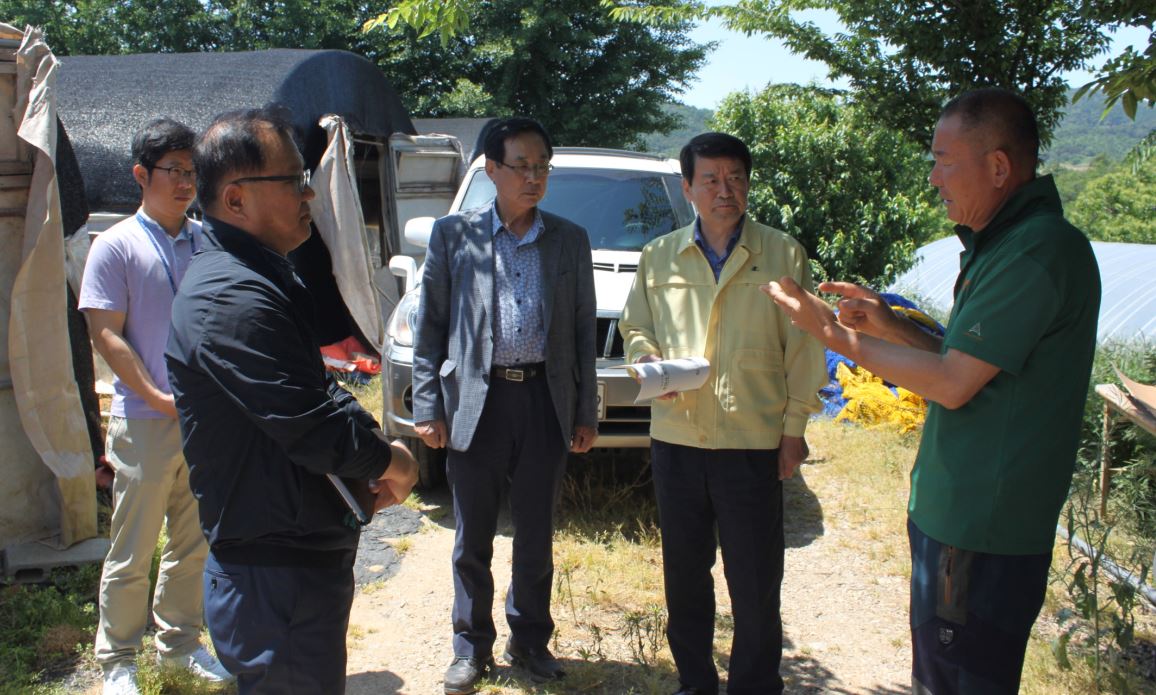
[645,89,1155,167]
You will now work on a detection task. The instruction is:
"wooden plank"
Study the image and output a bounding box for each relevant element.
[1095,383,1156,436]
[1096,383,1156,518]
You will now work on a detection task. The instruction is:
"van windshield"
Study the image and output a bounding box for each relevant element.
[459,168,694,251]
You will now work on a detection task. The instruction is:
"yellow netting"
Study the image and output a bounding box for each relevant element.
[834,362,928,433]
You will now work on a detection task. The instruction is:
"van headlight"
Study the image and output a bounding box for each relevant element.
[386,290,421,347]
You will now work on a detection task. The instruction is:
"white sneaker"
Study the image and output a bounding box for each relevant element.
[158,644,235,683]
[102,662,140,695]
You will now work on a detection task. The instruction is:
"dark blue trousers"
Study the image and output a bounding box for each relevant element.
[651,440,785,695]
[909,519,1052,695]
[447,376,567,657]
[203,551,355,694]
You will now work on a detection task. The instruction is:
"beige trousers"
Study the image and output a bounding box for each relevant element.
[94,416,208,667]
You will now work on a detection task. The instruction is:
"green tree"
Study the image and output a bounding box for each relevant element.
[205,0,370,52]
[714,84,947,286]
[610,0,1114,148]
[7,0,706,150]
[1068,157,1156,244]
[0,0,218,54]
[1075,0,1155,119]
[373,0,709,148]
[1046,154,1116,207]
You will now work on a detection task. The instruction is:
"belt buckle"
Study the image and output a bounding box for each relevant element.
[507,368,524,382]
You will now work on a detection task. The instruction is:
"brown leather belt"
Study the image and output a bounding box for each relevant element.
[491,363,546,382]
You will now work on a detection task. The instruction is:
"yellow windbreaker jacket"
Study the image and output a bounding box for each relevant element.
[620,218,826,450]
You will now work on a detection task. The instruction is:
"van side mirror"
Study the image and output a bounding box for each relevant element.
[404,216,435,248]
[388,255,419,294]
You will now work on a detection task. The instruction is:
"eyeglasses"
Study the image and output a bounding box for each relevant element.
[228,170,311,193]
[153,165,196,183]
[494,161,553,179]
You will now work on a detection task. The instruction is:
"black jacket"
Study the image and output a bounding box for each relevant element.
[166,216,390,564]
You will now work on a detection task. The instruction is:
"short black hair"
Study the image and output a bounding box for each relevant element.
[679,132,752,182]
[940,88,1040,170]
[482,117,553,163]
[193,105,297,209]
[131,117,195,172]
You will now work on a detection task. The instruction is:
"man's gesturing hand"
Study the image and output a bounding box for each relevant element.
[369,440,420,511]
[818,281,901,340]
[760,278,840,340]
[415,419,447,449]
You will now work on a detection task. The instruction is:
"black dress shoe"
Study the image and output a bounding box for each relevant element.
[503,637,565,682]
[443,655,494,695]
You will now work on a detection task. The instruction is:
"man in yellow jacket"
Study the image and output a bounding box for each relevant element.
[620,132,826,695]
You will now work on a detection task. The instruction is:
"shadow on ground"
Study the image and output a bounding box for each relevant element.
[349,657,678,694]
[703,636,908,695]
[345,669,404,693]
[784,468,824,548]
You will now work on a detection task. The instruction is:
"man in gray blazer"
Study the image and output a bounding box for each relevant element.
[411,117,598,695]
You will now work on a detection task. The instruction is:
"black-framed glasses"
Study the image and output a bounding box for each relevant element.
[153,165,196,183]
[494,161,553,179]
[229,170,311,193]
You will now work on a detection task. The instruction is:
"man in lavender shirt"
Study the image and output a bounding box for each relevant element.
[79,118,231,695]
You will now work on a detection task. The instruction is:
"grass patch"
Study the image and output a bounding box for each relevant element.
[344,376,384,424]
[392,537,414,556]
[0,565,99,690]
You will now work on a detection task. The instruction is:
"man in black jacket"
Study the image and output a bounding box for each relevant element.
[166,107,417,693]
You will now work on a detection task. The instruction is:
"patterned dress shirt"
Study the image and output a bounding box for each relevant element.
[491,202,547,365]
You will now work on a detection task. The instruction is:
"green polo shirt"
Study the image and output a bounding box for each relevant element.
[908,175,1101,555]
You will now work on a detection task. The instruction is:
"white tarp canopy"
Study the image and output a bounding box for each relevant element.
[890,235,1156,344]
[311,115,385,352]
[1,24,96,549]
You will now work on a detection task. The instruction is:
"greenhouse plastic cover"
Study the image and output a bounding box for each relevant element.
[890,235,1156,343]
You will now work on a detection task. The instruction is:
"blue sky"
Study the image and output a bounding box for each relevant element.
[681,11,1153,110]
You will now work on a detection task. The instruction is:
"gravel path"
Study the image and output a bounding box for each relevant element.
[346,463,911,694]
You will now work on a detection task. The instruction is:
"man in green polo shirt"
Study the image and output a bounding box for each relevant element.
[764,87,1101,694]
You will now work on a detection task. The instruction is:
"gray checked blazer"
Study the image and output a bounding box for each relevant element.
[411,204,598,452]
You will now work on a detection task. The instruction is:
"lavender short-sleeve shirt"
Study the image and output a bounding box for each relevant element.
[79,209,200,419]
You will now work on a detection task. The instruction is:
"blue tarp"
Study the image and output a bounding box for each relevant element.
[820,293,945,417]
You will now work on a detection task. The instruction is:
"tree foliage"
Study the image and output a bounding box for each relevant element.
[2,0,706,149]
[714,84,947,286]
[1068,156,1156,244]
[0,0,220,53]
[1075,0,1155,119]
[610,0,1114,149]
[371,0,708,148]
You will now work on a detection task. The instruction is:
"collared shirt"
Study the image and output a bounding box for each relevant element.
[620,217,826,450]
[166,216,392,555]
[909,175,1101,554]
[78,208,200,419]
[490,201,547,365]
[693,215,744,281]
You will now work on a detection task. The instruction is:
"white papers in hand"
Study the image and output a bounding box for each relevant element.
[621,357,710,403]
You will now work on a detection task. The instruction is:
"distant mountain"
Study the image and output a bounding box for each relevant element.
[642,90,1154,167]
[1044,89,1156,166]
[639,103,713,157]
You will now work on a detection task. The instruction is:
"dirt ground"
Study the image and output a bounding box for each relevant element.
[343,459,911,695]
